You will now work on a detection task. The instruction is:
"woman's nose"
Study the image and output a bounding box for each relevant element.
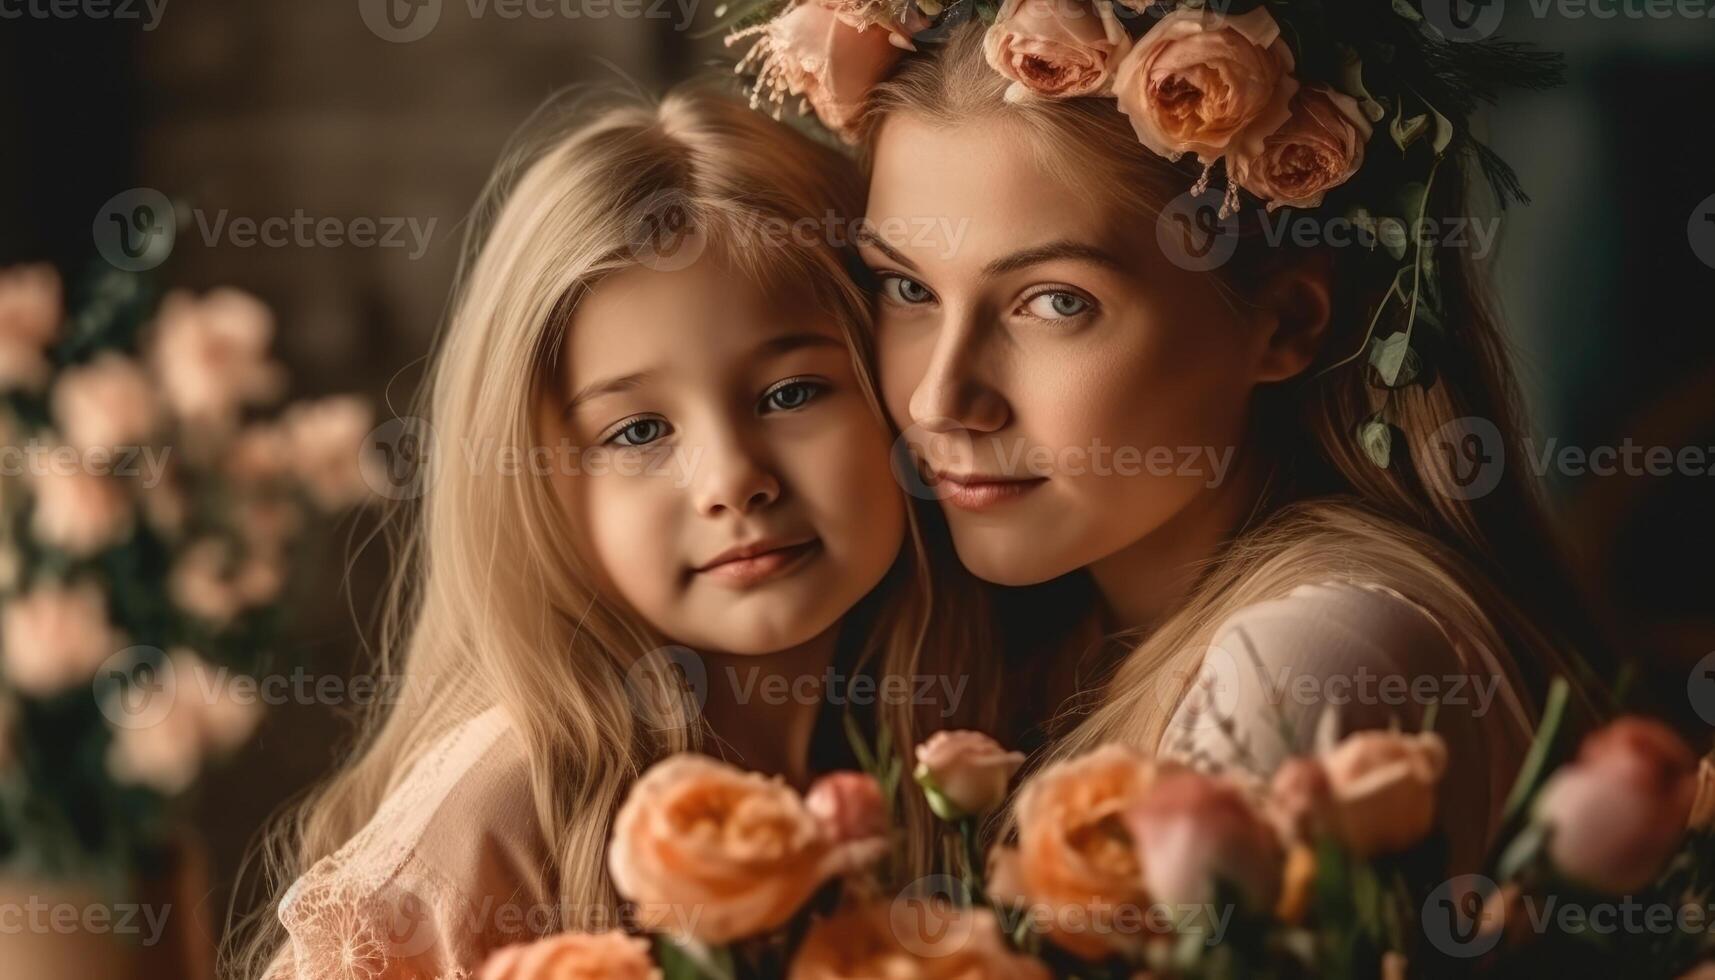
[909,312,1009,435]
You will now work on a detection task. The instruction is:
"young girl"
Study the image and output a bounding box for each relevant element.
[847,22,1607,871]
[230,87,994,980]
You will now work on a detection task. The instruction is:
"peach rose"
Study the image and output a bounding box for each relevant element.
[283,396,376,510]
[983,0,1131,102]
[732,0,908,140]
[1113,8,1297,164]
[788,901,1048,980]
[29,464,134,557]
[106,649,262,794]
[1319,730,1447,858]
[51,352,162,452]
[806,771,888,844]
[148,288,284,428]
[608,755,885,944]
[169,539,244,624]
[1,582,117,697]
[1124,768,1283,913]
[0,263,62,392]
[1230,84,1371,211]
[914,730,1026,820]
[1266,755,1335,843]
[990,744,1155,960]
[227,423,293,486]
[1533,717,1698,894]
[1691,752,1714,833]
[478,932,661,980]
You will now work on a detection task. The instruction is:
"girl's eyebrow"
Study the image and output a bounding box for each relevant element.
[751,332,845,357]
[563,370,655,419]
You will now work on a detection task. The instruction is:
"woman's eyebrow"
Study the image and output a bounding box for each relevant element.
[854,226,920,272]
[982,240,1127,278]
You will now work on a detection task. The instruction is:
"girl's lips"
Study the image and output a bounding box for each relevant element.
[933,474,1047,511]
[696,540,821,587]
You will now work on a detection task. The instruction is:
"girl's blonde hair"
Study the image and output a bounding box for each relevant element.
[227,85,996,977]
[857,25,1608,766]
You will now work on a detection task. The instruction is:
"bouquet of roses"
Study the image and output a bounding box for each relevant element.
[0,261,376,879]
[477,694,1715,979]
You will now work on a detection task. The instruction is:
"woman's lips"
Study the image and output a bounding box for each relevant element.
[932,472,1047,511]
[695,539,821,586]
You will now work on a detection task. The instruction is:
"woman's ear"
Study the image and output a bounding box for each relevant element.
[1247,250,1334,384]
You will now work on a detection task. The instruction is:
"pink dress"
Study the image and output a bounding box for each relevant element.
[262,706,556,980]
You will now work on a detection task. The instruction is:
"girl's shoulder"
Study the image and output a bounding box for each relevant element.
[269,706,554,980]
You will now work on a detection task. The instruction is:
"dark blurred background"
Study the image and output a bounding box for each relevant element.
[2,0,1712,962]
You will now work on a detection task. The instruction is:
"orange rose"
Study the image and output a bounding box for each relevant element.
[1113,8,1297,164]
[1533,717,1698,894]
[990,745,1156,960]
[983,0,1131,101]
[1124,768,1283,914]
[1691,752,1714,833]
[479,932,661,980]
[731,0,910,141]
[1230,84,1372,211]
[608,755,885,944]
[787,901,1048,980]
[1319,730,1446,858]
[914,730,1026,820]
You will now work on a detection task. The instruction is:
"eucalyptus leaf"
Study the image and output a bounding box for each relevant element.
[1358,417,1394,469]
[1368,332,1413,387]
[1378,218,1408,261]
[1502,677,1571,823]
[1497,821,1550,881]
[1390,0,1423,20]
[1390,112,1428,152]
[1430,103,1455,157]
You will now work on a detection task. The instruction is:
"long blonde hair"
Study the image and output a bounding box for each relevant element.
[226,85,997,978]
[858,25,1609,765]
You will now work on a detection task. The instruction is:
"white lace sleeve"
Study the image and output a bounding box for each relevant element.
[1160,581,1533,869]
[264,707,555,980]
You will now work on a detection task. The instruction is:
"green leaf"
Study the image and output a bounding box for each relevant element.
[1390,112,1429,152]
[844,712,876,774]
[1390,0,1423,21]
[1358,416,1394,469]
[1429,103,1455,157]
[1497,821,1550,881]
[1501,677,1572,823]
[1368,332,1413,387]
[654,936,735,980]
[1378,218,1408,260]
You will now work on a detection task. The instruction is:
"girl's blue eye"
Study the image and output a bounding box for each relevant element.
[1023,290,1093,320]
[761,379,824,413]
[879,274,934,305]
[608,417,670,447]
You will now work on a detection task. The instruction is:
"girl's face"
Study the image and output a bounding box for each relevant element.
[547,252,906,655]
[862,115,1300,587]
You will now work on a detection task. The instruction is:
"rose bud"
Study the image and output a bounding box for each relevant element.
[913,730,1025,821]
[806,770,887,845]
[1690,752,1714,833]
[1321,731,1447,858]
[1124,768,1284,915]
[1533,716,1698,894]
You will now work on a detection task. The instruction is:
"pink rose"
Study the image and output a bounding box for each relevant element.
[913,730,1026,819]
[1124,768,1283,913]
[608,755,885,944]
[1317,730,1447,858]
[1113,8,1297,164]
[105,649,262,795]
[29,464,134,557]
[282,396,376,510]
[479,931,662,980]
[1230,84,1372,211]
[0,264,62,392]
[983,0,1131,101]
[1533,717,1698,894]
[1,582,117,697]
[51,352,162,452]
[731,0,909,140]
[805,771,888,845]
[148,288,284,429]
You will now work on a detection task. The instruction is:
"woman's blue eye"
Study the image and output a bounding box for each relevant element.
[762,380,823,413]
[880,274,934,305]
[1023,290,1093,320]
[608,417,669,447]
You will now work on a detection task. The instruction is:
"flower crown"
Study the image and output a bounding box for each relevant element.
[726,0,1563,469]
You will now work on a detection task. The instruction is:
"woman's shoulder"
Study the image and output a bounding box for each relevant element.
[271,705,554,980]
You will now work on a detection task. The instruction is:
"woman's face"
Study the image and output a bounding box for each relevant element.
[544,252,906,654]
[862,114,1285,587]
